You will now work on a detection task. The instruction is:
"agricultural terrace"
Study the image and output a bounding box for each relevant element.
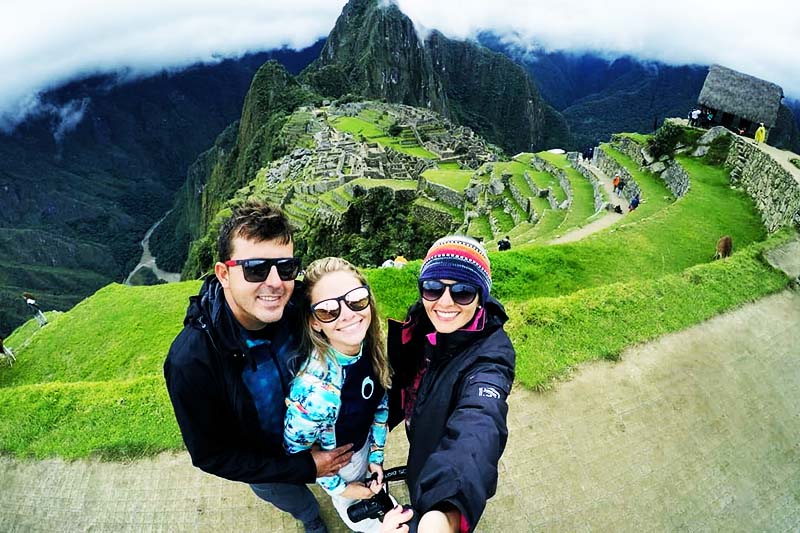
[0,132,794,460]
[422,168,474,192]
[329,116,436,159]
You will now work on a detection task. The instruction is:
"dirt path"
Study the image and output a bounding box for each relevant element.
[549,162,626,245]
[2,276,799,531]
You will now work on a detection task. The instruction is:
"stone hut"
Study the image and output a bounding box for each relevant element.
[697,65,783,139]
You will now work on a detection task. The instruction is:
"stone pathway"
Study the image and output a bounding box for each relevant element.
[548,162,626,245]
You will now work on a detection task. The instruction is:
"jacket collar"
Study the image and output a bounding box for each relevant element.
[185,275,305,369]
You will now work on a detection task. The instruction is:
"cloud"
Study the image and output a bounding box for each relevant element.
[1,0,799,133]
[0,0,348,131]
[395,0,800,98]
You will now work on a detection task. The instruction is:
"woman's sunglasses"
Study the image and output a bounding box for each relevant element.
[310,286,371,323]
[419,280,479,305]
[224,257,302,283]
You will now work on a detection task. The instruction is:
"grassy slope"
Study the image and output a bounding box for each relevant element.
[0,146,792,460]
[330,116,436,159]
[422,169,474,192]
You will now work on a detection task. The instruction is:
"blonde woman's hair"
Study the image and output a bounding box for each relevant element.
[300,257,391,389]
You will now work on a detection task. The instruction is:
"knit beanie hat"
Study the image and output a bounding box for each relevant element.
[418,235,492,303]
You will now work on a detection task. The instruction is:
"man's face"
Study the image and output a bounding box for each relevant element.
[214,236,295,331]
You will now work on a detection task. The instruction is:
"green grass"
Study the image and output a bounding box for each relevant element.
[330,116,436,159]
[467,215,493,241]
[422,169,474,192]
[526,170,566,204]
[537,153,598,236]
[437,162,462,170]
[508,233,791,389]
[349,178,418,191]
[413,197,463,220]
[0,139,792,460]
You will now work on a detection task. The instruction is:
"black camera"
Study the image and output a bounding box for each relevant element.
[346,466,407,523]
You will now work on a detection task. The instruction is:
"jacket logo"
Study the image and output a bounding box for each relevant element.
[362,377,374,399]
[478,386,501,399]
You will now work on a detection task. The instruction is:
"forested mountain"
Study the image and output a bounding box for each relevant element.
[0,43,322,335]
[303,0,570,153]
[477,35,708,149]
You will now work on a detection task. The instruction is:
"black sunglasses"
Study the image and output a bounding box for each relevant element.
[419,280,479,305]
[310,286,371,323]
[224,257,301,282]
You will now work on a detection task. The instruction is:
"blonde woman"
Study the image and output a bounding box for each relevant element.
[284,257,391,532]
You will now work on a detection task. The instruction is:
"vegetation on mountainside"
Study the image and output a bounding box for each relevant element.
[331,116,436,159]
[2,121,794,460]
[1,47,322,336]
[422,169,473,192]
[297,187,444,267]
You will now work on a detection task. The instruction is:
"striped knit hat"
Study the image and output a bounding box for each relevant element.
[419,235,492,303]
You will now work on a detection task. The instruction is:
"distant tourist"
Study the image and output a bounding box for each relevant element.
[0,336,15,367]
[617,177,626,195]
[755,123,767,143]
[22,292,47,327]
[613,204,623,214]
[690,108,701,127]
[393,254,408,269]
[164,200,351,533]
[628,194,640,212]
[498,236,511,251]
[612,174,621,194]
[380,258,395,268]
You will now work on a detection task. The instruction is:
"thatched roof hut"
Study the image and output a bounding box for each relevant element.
[698,65,783,128]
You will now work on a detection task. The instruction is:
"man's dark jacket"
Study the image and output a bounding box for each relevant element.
[387,297,515,532]
[163,276,316,484]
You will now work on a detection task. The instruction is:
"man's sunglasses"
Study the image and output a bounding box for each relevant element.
[419,280,479,305]
[310,286,371,323]
[224,257,302,282]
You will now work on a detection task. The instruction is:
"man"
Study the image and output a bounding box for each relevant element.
[164,200,353,533]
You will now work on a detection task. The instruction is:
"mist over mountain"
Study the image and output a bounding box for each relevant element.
[0,43,322,335]
[303,0,569,153]
[477,34,709,148]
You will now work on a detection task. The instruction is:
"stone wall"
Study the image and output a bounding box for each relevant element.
[610,134,648,167]
[659,163,691,198]
[595,147,642,202]
[572,161,605,212]
[411,203,461,231]
[725,137,800,231]
[420,177,464,208]
[508,179,536,221]
[533,155,573,209]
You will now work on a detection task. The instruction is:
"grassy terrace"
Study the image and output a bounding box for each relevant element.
[330,116,436,159]
[467,215,493,241]
[527,169,566,204]
[348,178,418,191]
[1,138,793,459]
[422,168,474,192]
[413,197,463,220]
[538,152,601,236]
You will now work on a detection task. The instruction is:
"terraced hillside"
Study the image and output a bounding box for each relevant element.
[2,119,797,460]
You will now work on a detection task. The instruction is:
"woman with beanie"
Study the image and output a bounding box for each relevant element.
[384,236,516,533]
[284,257,391,532]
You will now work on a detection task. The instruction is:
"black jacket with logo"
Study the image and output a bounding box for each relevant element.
[387,297,516,532]
[163,276,316,485]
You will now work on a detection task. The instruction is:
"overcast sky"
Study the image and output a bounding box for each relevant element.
[2,0,799,131]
